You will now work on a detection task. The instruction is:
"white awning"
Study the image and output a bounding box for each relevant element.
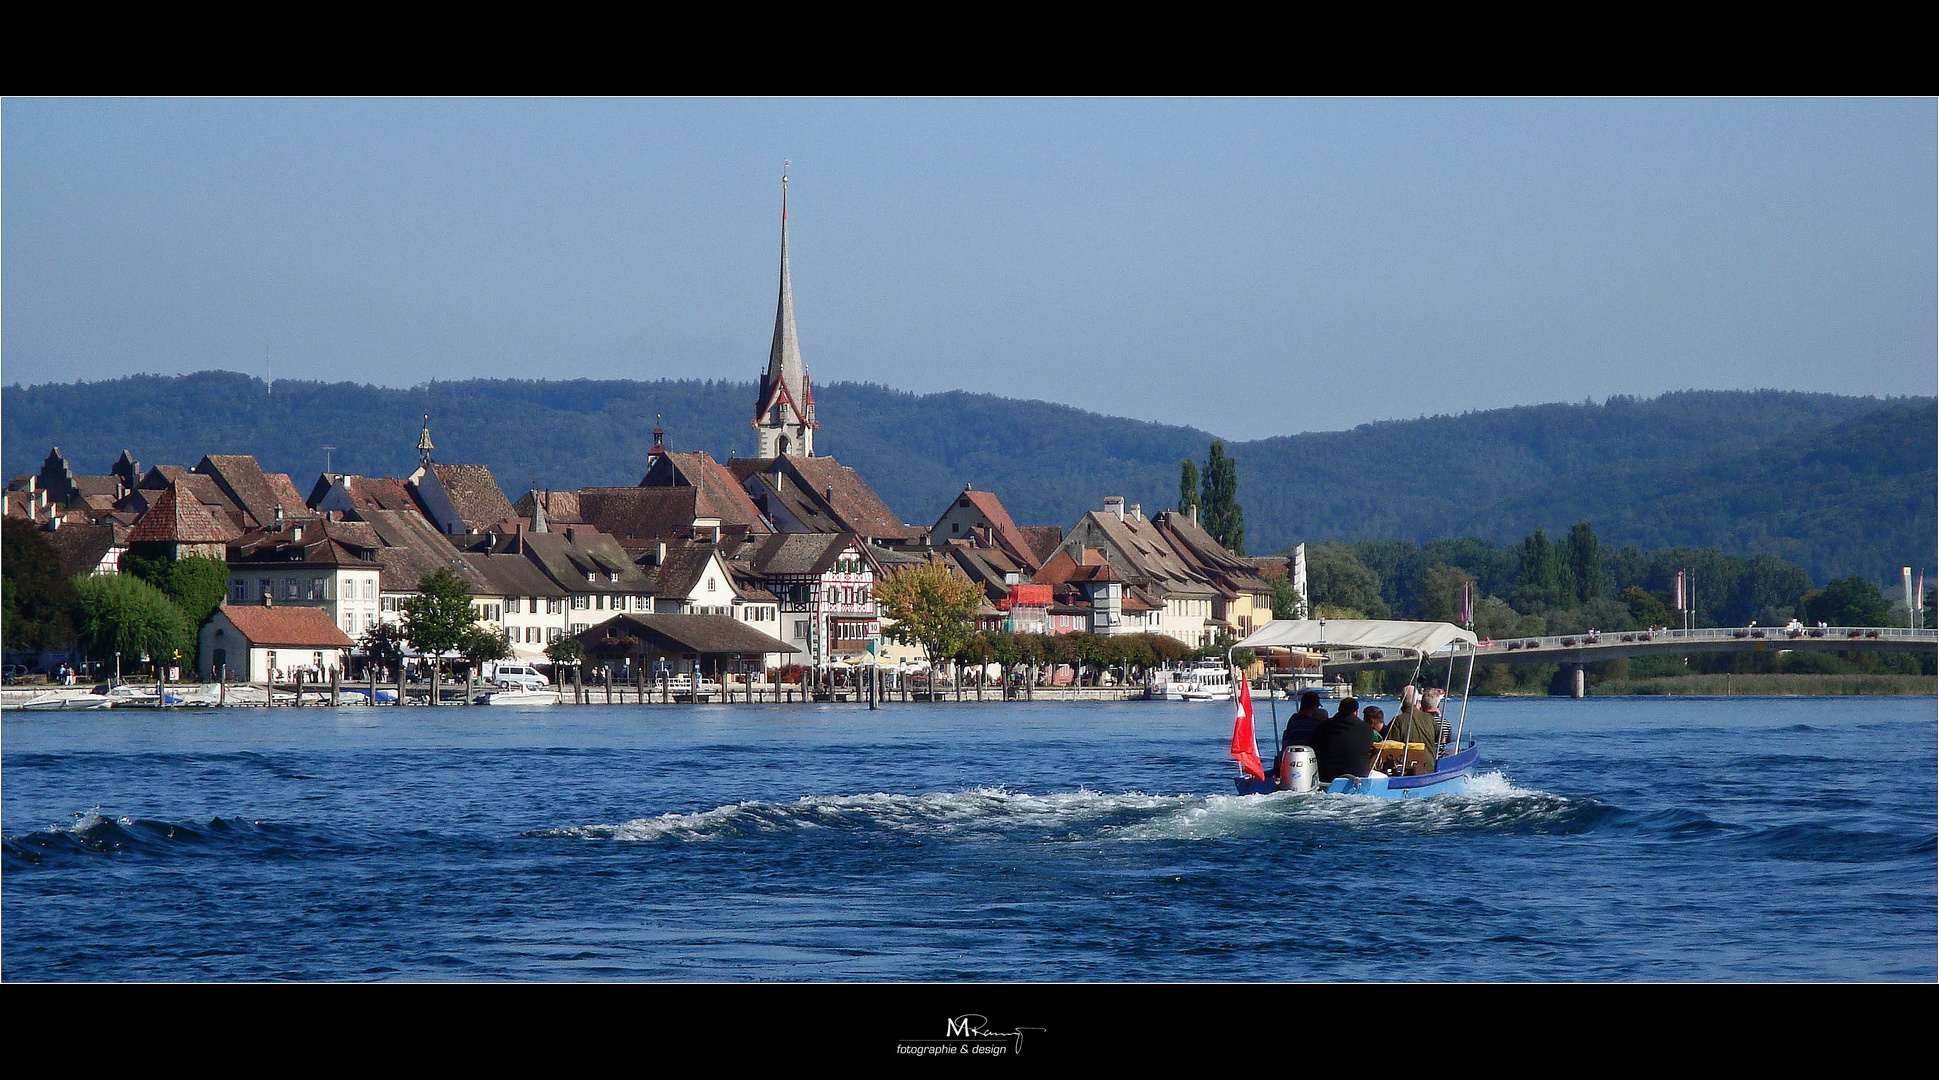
[1233,619,1477,656]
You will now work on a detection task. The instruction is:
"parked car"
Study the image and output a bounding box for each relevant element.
[3,664,32,685]
[485,662,550,691]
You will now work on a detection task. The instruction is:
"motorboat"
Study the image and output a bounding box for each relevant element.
[13,693,114,710]
[1151,661,1236,702]
[473,689,564,706]
[1225,619,1483,800]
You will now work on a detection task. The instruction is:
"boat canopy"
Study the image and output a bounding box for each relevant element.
[1233,619,1477,656]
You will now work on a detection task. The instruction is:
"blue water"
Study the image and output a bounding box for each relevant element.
[4,696,1933,981]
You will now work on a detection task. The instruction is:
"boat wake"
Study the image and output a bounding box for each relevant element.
[531,775,1604,845]
[3,809,350,869]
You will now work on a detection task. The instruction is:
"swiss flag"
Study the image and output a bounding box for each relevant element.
[1229,670,1264,781]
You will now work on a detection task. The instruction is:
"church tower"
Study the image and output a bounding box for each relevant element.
[753,174,817,458]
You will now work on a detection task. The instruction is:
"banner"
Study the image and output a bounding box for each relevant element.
[1292,543,1308,620]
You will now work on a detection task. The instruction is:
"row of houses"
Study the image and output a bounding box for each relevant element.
[7,181,1302,682]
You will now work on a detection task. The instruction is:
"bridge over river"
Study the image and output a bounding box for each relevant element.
[1319,625,1937,696]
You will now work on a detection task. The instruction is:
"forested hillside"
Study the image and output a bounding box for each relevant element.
[4,373,1930,586]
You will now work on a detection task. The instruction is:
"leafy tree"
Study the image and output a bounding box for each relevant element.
[1419,563,1476,625]
[1620,586,1675,629]
[71,573,193,676]
[1199,440,1244,554]
[875,560,982,670]
[360,621,407,677]
[402,568,476,684]
[1564,522,1601,604]
[545,635,586,665]
[1266,571,1302,620]
[1303,542,1388,619]
[2,518,78,652]
[460,625,512,667]
[1178,458,1200,519]
[1799,577,1893,627]
[1512,528,1571,612]
[124,554,230,660]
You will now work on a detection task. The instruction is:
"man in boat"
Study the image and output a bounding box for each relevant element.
[1312,697,1380,783]
[1423,687,1452,747]
[1388,686,1450,771]
[1281,690,1329,749]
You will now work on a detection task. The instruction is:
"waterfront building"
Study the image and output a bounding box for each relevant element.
[1057,497,1219,646]
[928,486,1061,573]
[198,602,356,682]
[224,517,388,640]
[744,532,885,667]
[1151,508,1277,641]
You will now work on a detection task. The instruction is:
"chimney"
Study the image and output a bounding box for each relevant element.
[1129,503,1141,521]
[262,591,273,607]
[274,506,285,526]
[291,525,304,543]
[1189,505,1198,526]
[655,542,667,567]
[1104,496,1125,521]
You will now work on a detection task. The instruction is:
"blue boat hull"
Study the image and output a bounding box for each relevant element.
[1235,744,1479,798]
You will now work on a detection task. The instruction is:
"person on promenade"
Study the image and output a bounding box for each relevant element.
[1313,697,1379,782]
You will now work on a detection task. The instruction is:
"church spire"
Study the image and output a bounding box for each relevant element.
[417,414,435,467]
[754,169,816,458]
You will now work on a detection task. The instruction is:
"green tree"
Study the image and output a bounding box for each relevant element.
[2,518,79,652]
[1199,440,1244,554]
[1303,542,1388,618]
[1419,563,1476,625]
[1564,522,1601,604]
[401,568,476,685]
[545,635,586,666]
[875,561,983,670]
[1266,571,1302,620]
[124,554,230,661]
[71,573,193,677]
[360,621,407,677]
[460,625,512,668]
[1178,458,1200,519]
[1799,576,1893,627]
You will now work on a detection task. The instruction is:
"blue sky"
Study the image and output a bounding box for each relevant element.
[4,97,1933,440]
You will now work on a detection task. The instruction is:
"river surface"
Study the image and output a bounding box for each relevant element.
[3,696,1933,981]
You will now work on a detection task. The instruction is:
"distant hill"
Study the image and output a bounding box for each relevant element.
[4,373,1930,585]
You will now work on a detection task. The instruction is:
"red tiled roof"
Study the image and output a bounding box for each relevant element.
[127,484,242,545]
[215,604,356,648]
[425,463,515,531]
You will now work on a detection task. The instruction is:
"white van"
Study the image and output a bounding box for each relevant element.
[485,662,550,691]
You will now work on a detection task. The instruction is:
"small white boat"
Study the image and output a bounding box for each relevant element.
[15,693,114,711]
[473,689,564,706]
[1150,661,1236,702]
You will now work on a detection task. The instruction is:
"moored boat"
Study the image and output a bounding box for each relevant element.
[1151,660,1236,702]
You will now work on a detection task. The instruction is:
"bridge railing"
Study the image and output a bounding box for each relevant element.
[1469,625,1937,655]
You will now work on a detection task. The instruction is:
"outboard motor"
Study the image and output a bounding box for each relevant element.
[1282,746,1318,793]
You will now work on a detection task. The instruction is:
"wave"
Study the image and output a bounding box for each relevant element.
[2,810,336,869]
[529,776,1607,845]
